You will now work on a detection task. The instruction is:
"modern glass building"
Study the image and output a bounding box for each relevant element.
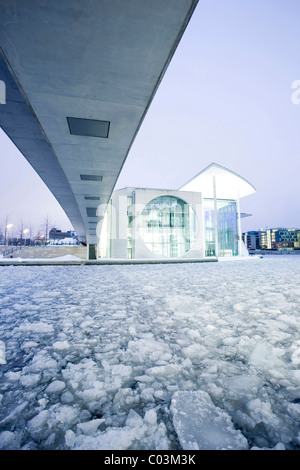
[99,163,255,260]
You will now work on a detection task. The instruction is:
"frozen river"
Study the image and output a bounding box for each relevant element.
[0,256,299,450]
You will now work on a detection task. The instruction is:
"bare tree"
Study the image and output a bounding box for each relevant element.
[40,215,51,244]
[20,221,32,246]
[28,223,34,246]
[3,215,13,246]
[18,220,24,246]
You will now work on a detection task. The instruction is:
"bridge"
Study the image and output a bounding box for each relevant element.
[0,0,198,258]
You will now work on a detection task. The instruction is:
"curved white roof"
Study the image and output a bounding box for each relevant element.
[179,163,256,199]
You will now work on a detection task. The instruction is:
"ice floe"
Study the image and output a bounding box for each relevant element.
[0,256,299,450]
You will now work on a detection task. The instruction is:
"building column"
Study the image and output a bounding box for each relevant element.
[200,193,205,258]
[87,243,98,260]
[236,191,242,256]
[213,176,219,257]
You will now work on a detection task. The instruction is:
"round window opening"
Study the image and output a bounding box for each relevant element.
[139,196,198,258]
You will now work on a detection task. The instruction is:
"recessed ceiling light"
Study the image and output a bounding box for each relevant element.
[80,174,103,181]
[84,196,100,200]
[67,117,110,138]
[86,207,97,217]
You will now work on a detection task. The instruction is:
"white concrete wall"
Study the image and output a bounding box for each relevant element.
[109,188,130,259]
[107,187,204,260]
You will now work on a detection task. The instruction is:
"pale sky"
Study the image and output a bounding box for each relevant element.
[1,0,300,236]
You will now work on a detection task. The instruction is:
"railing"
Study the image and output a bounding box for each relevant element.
[1,245,23,258]
[250,249,300,256]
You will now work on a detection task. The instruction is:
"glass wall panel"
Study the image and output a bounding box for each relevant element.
[204,199,215,256]
[217,200,238,256]
[139,196,197,258]
[204,199,238,256]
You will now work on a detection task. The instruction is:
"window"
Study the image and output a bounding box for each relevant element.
[138,196,197,258]
[204,199,238,256]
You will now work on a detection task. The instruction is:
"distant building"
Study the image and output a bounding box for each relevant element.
[269,228,300,250]
[243,228,300,251]
[242,231,260,250]
[49,227,77,240]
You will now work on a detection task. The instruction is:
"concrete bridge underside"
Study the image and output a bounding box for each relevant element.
[0,0,198,258]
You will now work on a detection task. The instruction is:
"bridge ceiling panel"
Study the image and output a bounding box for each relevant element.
[0,0,198,243]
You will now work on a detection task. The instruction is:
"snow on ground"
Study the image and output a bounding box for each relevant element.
[0,256,299,450]
[12,255,84,262]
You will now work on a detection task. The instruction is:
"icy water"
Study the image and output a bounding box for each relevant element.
[0,256,299,450]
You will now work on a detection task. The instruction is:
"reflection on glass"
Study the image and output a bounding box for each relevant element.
[139,196,197,258]
[204,199,238,257]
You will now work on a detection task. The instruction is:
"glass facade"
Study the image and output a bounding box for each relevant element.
[127,195,134,259]
[204,199,216,256]
[204,199,238,257]
[100,189,241,260]
[217,200,238,256]
[139,196,197,258]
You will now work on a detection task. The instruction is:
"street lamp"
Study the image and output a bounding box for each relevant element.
[23,228,29,246]
[5,224,13,246]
